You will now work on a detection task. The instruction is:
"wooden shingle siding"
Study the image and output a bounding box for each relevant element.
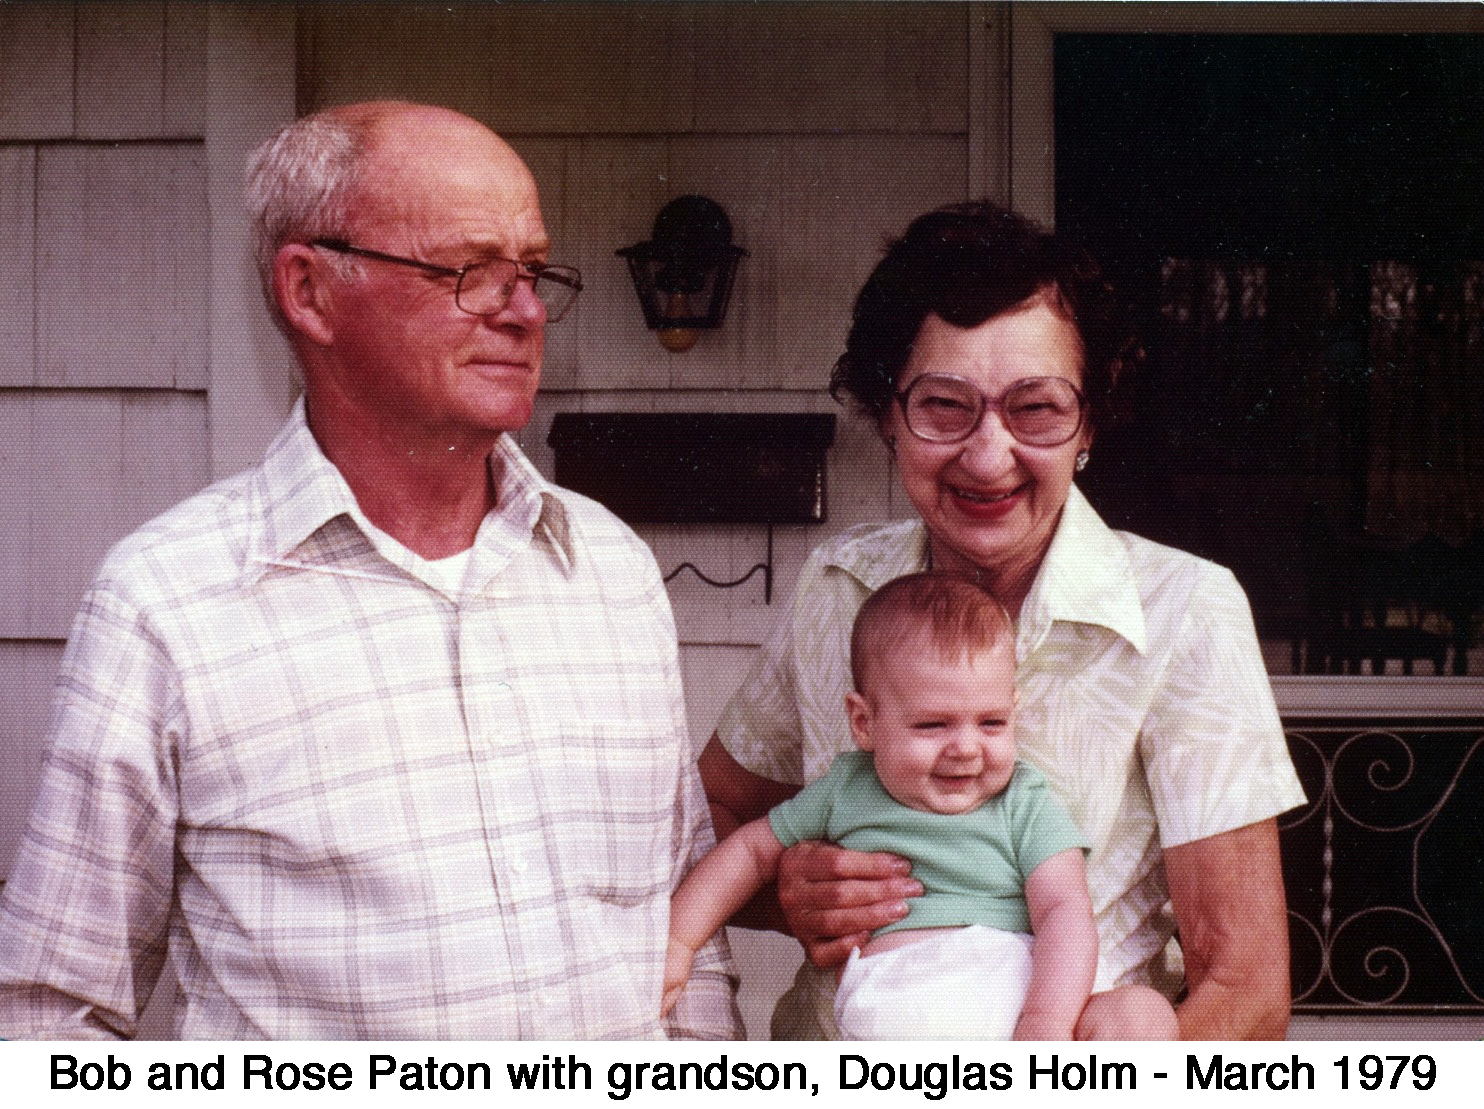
[0,3,73,138]
[0,390,208,639]
[1,3,212,888]
[0,146,35,384]
[0,642,65,876]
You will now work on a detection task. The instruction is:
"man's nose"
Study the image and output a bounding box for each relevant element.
[495,274,547,327]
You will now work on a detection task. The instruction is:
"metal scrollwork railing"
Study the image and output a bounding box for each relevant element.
[1281,718,1484,1012]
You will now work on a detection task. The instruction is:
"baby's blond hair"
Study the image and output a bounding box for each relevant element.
[850,572,1014,693]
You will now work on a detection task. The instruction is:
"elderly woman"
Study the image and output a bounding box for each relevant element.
[700,202,1305,1039]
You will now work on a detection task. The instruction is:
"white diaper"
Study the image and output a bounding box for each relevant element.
[833,924,1034,1040]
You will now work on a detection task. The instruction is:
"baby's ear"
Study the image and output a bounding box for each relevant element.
[845,691,875,752]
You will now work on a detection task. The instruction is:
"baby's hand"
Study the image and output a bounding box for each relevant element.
[661,938,696,1016]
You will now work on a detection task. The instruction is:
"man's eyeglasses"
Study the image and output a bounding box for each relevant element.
[895,374,1087,447]
[311,238,583,322]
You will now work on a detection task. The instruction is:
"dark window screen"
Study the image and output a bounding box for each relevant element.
[1056,35,1484,676]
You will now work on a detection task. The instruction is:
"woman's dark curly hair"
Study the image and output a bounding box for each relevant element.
[830,201,1135,436]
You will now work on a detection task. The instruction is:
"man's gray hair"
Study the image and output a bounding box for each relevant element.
[245,110,371,332]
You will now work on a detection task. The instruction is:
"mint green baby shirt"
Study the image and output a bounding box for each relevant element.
[768,750,1086,937]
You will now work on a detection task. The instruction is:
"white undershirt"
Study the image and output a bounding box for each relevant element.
[357,516,473,596]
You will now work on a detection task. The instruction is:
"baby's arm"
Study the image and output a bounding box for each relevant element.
[664,817,788,1015]
[1013,848,1098,1040]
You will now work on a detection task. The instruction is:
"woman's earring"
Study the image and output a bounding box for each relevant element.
[1075,450,1089,472]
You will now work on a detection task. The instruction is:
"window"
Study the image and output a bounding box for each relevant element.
[1056,34,1484,676]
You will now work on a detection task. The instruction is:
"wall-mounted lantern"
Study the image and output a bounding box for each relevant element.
[616,195,747,352]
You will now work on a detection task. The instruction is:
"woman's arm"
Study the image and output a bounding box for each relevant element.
[1013,849,1098,1041]
[698,733,799,836]
[1165,818,1291,1039]
[698,735,919,963]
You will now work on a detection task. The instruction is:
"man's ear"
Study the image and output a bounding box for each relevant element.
[273,243,337,347]
[845,691,875,753]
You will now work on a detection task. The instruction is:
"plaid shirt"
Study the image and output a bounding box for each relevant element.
[0,402,739,1040]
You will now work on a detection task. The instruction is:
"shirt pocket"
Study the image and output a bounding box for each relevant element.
[534,722,682,907]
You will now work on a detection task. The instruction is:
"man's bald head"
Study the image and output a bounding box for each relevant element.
[245,101,534,334]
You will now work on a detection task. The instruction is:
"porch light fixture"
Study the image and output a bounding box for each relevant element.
[617,195,747,352]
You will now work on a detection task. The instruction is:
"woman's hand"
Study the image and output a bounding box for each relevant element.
[776,840,920,969]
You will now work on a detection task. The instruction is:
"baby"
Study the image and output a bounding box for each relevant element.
[665,572,1098,1039]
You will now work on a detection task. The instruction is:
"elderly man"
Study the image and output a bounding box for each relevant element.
[0,102,739,1040]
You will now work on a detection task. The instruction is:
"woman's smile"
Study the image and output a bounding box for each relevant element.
[945,480,1024,519]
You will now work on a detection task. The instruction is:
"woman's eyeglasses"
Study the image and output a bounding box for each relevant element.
[895,374,1087,447]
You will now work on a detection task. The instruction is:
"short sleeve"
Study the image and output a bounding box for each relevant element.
[767,766,840,847]
[1139,564,1306,847]
[715,543,861,786]
[1008,764,1089,876]
[714,596,809,784]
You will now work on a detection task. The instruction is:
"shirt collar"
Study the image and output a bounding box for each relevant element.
[483,433,576,576]
[1019,484,1147,655]
[824,487,1146,656]
[245,399,574,583]
[824,518,933,591]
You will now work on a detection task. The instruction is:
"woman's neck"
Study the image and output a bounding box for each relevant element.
[926,534,1043,621]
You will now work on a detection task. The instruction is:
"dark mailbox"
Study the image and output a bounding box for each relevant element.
[547,412,836,526]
